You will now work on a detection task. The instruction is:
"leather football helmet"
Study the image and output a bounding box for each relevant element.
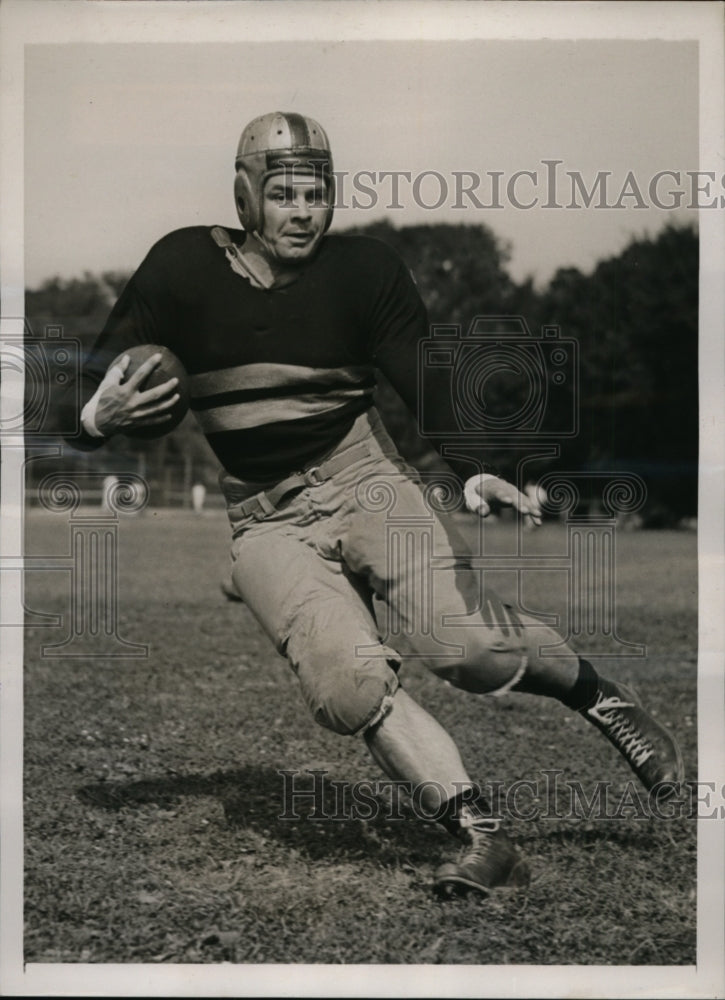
[234,111,334,235]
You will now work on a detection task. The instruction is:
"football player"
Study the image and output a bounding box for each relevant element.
[67,112,683,897]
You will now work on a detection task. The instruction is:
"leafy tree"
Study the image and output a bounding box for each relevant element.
[25,222,698,520]
[539,223,698,522]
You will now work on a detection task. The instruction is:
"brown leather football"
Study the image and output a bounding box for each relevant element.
[110,344,190,439]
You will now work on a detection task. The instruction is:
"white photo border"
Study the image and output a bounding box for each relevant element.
[1,2,723,997]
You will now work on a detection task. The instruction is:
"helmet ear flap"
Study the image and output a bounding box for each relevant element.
[234,169,259,233]
[323,174,335,233]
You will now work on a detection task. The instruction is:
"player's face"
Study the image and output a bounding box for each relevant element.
[260,176,328,263]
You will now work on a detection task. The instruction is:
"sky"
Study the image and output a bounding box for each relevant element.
[23,36,700,289]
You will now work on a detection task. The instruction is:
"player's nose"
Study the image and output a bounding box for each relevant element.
[291,194,312,219]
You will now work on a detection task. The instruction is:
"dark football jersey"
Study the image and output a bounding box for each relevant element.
[65,227,475,481]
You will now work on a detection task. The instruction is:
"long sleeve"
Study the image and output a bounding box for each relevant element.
[58,248,170,450]
[366,247,492,482]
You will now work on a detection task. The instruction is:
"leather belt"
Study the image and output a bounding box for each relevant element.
[227,441,371,521]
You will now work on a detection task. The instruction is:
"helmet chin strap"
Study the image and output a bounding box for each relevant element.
[249,231,289,265]
[238,232,302,290]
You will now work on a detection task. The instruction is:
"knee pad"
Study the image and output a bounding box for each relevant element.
[295,656,400,735]
[282,601,401,735]
[425,599,529,695]
[432,648,528,696]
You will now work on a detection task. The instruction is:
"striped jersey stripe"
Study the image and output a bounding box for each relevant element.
[188,361,375,433]
[194,390,370,433]
[189,362,374,397]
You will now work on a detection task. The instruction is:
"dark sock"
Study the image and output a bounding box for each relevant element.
[436,786,493,836]
[512,655,602,707]
[559,658,601,711]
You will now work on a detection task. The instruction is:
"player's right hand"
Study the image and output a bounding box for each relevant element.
[83,353,180,437]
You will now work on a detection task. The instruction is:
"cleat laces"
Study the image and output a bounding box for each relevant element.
[434,805,530,895]
[458,811,501,834]
[587,693,654,767]
[457,812,503,867]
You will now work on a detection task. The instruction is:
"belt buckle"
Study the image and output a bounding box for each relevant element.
[303,465,325,487]
[252,492,275,519]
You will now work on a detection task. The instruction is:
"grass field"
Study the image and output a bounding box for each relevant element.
[23,508,697,965]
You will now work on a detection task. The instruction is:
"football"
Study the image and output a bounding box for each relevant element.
[111,344,190,439]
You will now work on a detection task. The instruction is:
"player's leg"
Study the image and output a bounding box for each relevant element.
[344,482,682,893]
[364,684,530,896]
[363,685,471,809]
[232,516,476,788]
[493,610,685,792]
[342,455,683,795]
[511,635,684,792]
[231,526,399,735]
[230,507,528,895]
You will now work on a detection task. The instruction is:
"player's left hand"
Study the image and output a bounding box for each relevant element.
[464,474,542,528]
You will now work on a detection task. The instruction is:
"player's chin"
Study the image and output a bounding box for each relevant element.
[276,236,323,263]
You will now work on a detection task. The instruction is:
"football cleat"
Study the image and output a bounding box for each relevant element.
[582,680,684,791]
[434,808,530,898]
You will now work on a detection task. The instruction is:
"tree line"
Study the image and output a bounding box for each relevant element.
[25,221,698,524]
